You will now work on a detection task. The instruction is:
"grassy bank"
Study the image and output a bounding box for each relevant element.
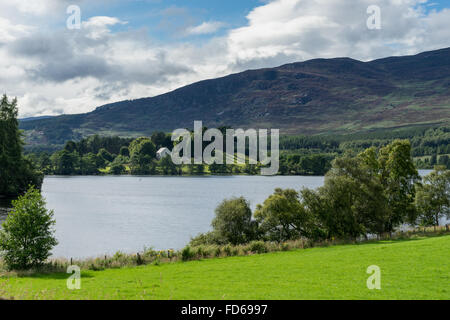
[1,235,449,300]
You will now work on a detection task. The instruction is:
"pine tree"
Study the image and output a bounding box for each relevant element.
[0,95,43,196]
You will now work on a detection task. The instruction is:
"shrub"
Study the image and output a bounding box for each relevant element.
[212,197,255,245]
[110,163,125,175]
[181,246,195,261]
[214,247,222,257]
[189,231,225,246]
[248,241,267,254]
[0,186,58,270]
[195,246,204,258]
[135,253,144,265]
[223,244,232,256]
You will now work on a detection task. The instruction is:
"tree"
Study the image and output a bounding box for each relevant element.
[159,156,177,175]
[110,163,126,175]
[212,197,256,245]
[64,141,77,153]
[255,188,320,241]
[129,137,156,158]
[130,153,156,175]
[119,146,130,157]
[415,166,450,228]
[151,131,172,149]
[438,155,449,169]
[97,148,114,162]
[307,158,386,239]
[51,149,79,175]
[430,154,437,166]
[359,140,420,233]
[243,163,258,175]
[80,153,100,175]
[209,162,229,174]
[0,95,43,196]
[301,142,416,240]
[188,164,205,175]
[129,138,157,175]
[0,186,58,270]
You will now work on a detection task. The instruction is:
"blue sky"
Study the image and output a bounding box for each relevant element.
[77,0,450,36]
[51,0,262,42]
[425,0,450,11]
[1,0,449,116]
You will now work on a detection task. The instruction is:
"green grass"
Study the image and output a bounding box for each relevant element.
[1,235,449,300]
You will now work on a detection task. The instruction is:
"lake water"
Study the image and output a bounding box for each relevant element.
[0,170,437,258]
[43,175,325,258]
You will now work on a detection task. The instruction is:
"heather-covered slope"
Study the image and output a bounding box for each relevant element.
[20,47,450,145]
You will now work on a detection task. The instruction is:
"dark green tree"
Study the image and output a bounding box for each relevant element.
[0,95,43,196]
[80,153,100,175]
[415,166,450,228]
[97,148,114,162]
[159,156,177,175]
[51,150,79,175]
[151,131,172,149]
[0,186,58,270]
[119,146,130,157]
[212,197,256,245]
[255,188,322,241]
[110,163,126,175]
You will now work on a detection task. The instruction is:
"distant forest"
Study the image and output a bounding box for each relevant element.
[24,125,450,176]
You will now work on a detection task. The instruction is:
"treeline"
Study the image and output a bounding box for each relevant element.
[0,95,42,197]
[191,140,450,247]
[26,123,450,176]
[27,134,335,176]
[279,125,450,169]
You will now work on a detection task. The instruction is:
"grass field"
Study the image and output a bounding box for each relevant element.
[1,235,449,300]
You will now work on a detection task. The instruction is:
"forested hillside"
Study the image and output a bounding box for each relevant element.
[20,48,450,147]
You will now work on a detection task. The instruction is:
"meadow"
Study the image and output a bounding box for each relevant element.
[1,235,449,300]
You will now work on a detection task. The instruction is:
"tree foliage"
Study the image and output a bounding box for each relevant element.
[0,186,58,270]
[0,95,43,196]
[255,188,321,241]
[212,197,256,245]
[415,166,450,227]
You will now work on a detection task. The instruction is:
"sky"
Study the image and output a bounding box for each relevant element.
[1,0,449,117]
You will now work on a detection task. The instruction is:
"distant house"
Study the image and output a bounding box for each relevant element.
[156,147,171,160]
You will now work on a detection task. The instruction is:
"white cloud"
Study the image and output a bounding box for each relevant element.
[82,16,128,39]
[226,0,450,68]
[185,21,226,35]
[3,0,63,16]
[0,17,35,43]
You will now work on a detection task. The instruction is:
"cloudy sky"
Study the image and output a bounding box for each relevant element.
[1,0,449,117]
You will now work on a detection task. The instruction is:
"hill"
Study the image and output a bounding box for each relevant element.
[20,47,450,146]
[1,235,449,299]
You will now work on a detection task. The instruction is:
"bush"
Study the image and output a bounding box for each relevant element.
[110,163,126,175]
[181,246,195,261]
[189,231,225,246]
[248,241,267,254]
[223,245,232,256]
[0,187,58,270]
[212,197,255,245]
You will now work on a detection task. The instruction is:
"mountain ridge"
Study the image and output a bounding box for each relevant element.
[20,47,450,145]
